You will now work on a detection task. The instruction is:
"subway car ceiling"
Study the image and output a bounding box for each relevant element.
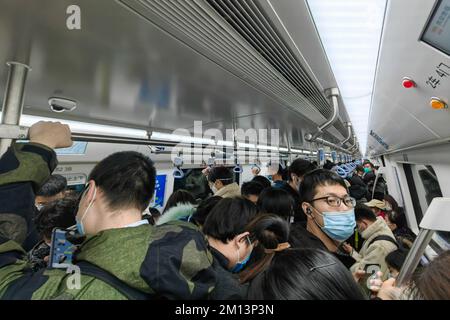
[0,0,359,155]
[0,0,449,158]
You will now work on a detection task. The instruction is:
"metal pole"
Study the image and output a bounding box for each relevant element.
[0,62,31,156]
[395,229,435,287]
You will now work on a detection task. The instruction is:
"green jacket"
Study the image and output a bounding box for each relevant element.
[0,143,216,299]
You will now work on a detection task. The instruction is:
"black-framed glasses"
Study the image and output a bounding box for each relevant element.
[311,196,356,208]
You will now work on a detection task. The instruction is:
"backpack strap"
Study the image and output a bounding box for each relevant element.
[367,235,399,248]
[76,261,154,300]
[1,268,48,300]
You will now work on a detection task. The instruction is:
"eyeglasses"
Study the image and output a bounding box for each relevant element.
[311,196,356,208]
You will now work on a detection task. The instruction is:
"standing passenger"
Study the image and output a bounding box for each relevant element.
[299,169,358,268]
[202,197,258,300]
[0,121,216,300]
[207,166,241,198]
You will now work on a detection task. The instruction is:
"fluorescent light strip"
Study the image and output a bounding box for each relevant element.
[217,140,234,147]
[291,148,303,153]
[151,132,215,145]
[257,145,279,151]
[13,114,149,139]
[237,142,256,149]
[278,147,289,152]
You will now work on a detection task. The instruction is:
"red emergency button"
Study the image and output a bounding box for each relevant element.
[402,77,416,88]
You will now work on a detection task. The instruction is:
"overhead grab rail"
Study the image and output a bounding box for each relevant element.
[339,122,353,146]
[346,135,358,152]
[305,87,340,143]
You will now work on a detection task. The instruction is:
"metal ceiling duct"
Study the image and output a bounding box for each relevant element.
[118,0,349,140]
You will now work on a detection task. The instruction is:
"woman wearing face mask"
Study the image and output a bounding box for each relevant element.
[299,169,357,268]
[202,197,258,300]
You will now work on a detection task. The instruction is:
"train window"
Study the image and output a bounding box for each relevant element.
[421,0,450,56]
[172,167,240,202]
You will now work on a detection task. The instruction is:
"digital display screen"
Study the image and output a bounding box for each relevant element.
[422,0,450,55]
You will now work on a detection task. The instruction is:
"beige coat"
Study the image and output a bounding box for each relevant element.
[215,182,241,198]
[350,217,398,280]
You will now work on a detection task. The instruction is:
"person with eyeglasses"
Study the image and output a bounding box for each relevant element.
[299,169,358,268]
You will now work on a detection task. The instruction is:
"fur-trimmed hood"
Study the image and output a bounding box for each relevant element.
[156,203,197,226]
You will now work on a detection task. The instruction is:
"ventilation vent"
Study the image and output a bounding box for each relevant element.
[120,0,346,135]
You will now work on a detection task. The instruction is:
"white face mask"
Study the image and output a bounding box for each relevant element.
[76,185,97,236]
[209,183,218,194]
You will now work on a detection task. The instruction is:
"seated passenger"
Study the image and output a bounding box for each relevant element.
[343,205,398,281]
[0,121,215,300]
[191,196,222,228]
[156,189,197,225]
[207,166,240,198]
[299,169,358,268]
[241,181,265,204]
[251,175,271,189]
[28,196,77,271]
[247,248,365,300]
[202,197,258,300]
[385,207,416,249]
[35,174,68,210]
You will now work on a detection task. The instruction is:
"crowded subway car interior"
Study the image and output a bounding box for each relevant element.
[0,0,450,304]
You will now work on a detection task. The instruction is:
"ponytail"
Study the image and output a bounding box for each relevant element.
[239,214,290,283]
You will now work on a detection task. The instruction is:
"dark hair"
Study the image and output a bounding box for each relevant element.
[239,214,290,283]
[323,160,336,170]
[241,181,265,197]
[354,205,377,222]
[356,165,364,174]
[34,196,78,239]
[385,249,408,272]
[88,151,156,212]
[288,158,316,182]
[412,250,450,299]
[257,187,295,220]
[384,194,400,212]
[36,174,67,197]
[192,196,223,226]
[207,166,234,186]
[163,189,196,214]
[247,248,365,300]
[299,169,348,204]
[251,175,271,189]
[202,197,258,243]
[386,207,408,230]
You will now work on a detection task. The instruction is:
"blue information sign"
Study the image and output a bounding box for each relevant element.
[150,174,167,209]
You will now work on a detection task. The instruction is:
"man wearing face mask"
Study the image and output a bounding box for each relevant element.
[300,169,358,268]
[342,205,398,281]
[0,122,216,300]
[202,197,258,300]
[207,166,241,198]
